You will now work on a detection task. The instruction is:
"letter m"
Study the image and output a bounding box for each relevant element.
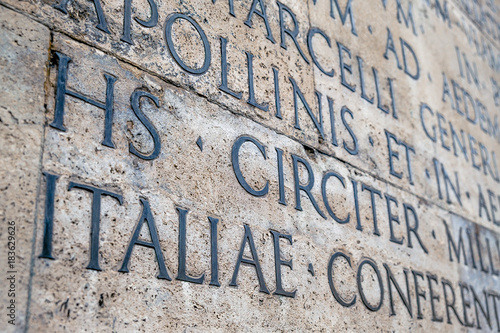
[313,0,357,36]
[396,0,417,36]
[443,221,468,266]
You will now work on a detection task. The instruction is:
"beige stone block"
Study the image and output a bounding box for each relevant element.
[308,0,500,226]
[0,0,498,331]
[0,6,50,332]
[24,32,499,332]
[2,0,499,226]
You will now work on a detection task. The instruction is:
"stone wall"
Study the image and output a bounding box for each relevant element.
[0,0,499,331]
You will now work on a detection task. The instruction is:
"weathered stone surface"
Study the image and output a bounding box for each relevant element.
[20,31,500,332]
[0,0,497,221]
[0,6,50,332]
[0,0,499,331]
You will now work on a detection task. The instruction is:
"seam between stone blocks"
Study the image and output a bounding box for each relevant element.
[0,2,498,252]
[23,30,54,333]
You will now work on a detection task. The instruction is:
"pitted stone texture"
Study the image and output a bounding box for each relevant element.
[2,0,499,225]
[309,0,500,226]
[0,6,50,332]
[0,0,317,146]
[25,33,500,332]
[0,0,499,331]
